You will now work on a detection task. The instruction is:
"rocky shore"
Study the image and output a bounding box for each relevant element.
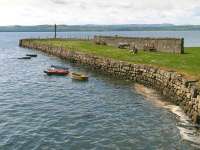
[20,39,200,124]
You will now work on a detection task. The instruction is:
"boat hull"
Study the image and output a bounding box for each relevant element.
[71,72,88,81]
[18,56,31,59]
[44,69,69,76]
[51,65,68,70]
[26,54,37,57]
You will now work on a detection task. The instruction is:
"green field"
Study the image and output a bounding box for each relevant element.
[30,39,200,81]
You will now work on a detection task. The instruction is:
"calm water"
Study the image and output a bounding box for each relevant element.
[0,32,199,150]
[1,30,200,47]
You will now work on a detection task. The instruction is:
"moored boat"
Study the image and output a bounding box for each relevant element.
[71,72,88,81]
[18,56,31,59]
[26,54,37,57]
[44,69,69,76]
[51,65,69,70]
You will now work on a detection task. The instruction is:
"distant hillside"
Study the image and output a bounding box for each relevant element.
[1,24,200,32]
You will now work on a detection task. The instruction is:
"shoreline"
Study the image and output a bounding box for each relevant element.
[19,39,200,124]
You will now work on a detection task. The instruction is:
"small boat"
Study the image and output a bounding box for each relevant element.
[51,65,68,70]
[44,69,69,76]
[26,54,37,57]
[18,56,31,59]
[71,72,88,81]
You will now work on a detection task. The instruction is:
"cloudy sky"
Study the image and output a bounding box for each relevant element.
[0,0,199,25]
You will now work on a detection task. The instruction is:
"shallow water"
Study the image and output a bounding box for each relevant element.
[134,84,200,149]
[0,32,200,150]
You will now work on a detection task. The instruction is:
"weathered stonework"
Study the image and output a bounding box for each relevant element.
[94,36,184,54]
[19,39,200,124]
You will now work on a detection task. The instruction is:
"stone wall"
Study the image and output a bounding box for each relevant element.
[20,39,200,124]
[94,36,184,54]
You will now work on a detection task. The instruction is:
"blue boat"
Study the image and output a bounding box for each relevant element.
[51,65,69,70]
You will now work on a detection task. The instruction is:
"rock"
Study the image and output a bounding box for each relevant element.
[191,86,198,98]
[186,93,191,99]
[198,96,200,113]
[193,112,200,124]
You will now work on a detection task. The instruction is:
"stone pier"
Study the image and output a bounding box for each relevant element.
[19,39,200,124]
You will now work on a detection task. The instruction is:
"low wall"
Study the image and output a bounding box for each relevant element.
[94,36,184,54]
[20,39,200,124]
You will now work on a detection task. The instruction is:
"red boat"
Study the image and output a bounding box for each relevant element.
[44,69,69,76]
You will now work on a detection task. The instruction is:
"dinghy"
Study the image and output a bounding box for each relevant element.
[71,72,88,81]
[44,69,69,76]
[18,56,31,59]
[26,54,37,57]
[51,65,68,70]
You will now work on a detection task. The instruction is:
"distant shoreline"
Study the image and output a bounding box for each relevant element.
[2,24,200,32]
[2,30,200,32]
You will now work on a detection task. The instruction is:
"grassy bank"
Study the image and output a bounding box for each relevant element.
[29,39,200,80]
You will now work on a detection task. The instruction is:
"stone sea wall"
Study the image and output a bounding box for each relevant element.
[94,36,184,54]
[20,39,200,124]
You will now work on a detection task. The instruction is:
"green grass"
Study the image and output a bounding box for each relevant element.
[29,39,200,80]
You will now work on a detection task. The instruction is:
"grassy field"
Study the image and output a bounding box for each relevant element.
[30,39,200,80]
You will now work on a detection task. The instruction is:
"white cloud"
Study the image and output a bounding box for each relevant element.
[0,0,200,25]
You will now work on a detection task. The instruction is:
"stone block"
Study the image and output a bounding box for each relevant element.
[198,95,200,113]
[191,86,198,98]
[192,112,200,124]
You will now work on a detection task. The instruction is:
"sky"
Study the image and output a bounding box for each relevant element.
[0,0,200,26]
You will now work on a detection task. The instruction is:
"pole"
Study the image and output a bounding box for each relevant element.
[54,24,57,39]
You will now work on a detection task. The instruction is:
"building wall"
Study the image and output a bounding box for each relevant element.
[94,36,184,54]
